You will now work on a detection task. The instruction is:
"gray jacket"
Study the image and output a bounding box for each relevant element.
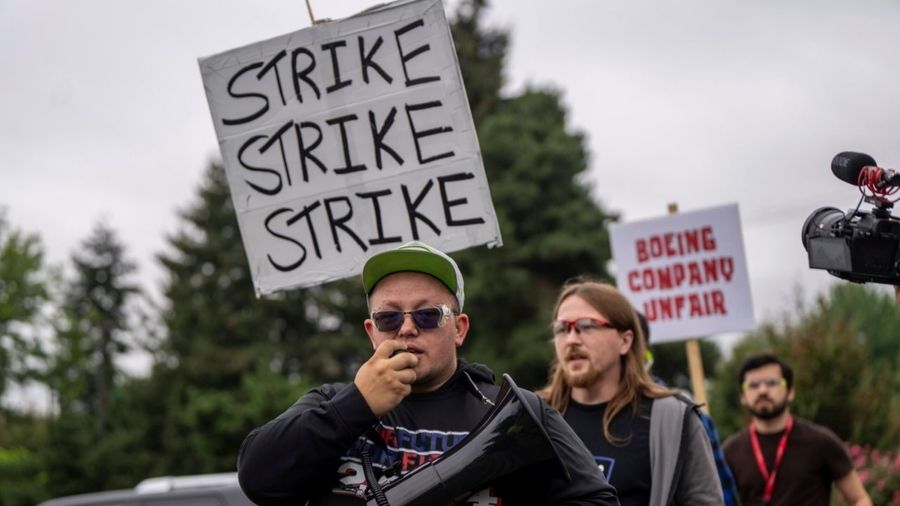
[649,395,724,506]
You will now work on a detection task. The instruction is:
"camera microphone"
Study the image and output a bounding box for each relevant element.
[805,151,900,286]
[831,151,900,188]
[831,152,876,184]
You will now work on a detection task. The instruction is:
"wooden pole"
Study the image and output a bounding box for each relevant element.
[685,340,709,413]
[305,0,316,25]
[668,202,710,413]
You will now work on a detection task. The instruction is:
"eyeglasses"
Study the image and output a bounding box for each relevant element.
[371,305,454,332]
[742,378,787,391]
[551,318,616,337]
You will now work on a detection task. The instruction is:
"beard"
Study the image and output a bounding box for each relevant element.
[563,362,602,388]
[748,396,790,420]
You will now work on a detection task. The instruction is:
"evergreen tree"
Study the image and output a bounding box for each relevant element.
[0,211,52,504]
[152,162,369,473]
[450,0,507,125]
[62,221,137,436]
[156,162,369,390]
[43,221,139,495]
[0,209,49,413]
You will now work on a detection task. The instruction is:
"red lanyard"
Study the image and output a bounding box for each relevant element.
[749,416,794,504]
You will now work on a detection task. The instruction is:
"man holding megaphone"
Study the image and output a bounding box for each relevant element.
[237,241,619,505]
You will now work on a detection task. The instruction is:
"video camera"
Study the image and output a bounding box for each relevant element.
[801,151,900,285]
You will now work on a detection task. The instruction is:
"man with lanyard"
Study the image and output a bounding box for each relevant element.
[722,353,871,506]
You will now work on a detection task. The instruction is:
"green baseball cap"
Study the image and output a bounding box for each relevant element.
[362,241,465,310]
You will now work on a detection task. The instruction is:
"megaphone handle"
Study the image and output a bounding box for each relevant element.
[362,448,391,506]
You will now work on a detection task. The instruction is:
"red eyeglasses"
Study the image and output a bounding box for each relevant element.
[551,318,616,337]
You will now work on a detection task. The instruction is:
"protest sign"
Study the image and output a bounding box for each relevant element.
[198,0,502,296]
[609,203,754,343]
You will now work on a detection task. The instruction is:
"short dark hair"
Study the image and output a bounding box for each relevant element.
[737,353,793,389]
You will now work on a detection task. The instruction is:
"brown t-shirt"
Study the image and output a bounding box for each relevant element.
[723,417,853,506]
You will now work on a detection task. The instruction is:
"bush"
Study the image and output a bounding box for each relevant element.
[833,444,900,505]
[0,446,51,506]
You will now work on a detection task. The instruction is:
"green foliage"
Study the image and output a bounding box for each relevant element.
[0,212,53,503]
[156,162,367,390]
[40,221,142,496]
[0,412,51,506]
[0,445,50,506]
[169,363,312,474]
[149,162,366,476]
[0,209,50,410]
[43,406,99,496]
[710,283,900,449]
[41,382,156,496]
[51,222,138,435]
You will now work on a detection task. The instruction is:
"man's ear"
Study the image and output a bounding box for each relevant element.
[619,329,634,356]
[739,391,749,409]
[453,313,469,347]
[364,319,378,349]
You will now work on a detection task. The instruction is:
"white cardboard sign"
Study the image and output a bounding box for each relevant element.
[198,0,502,296]
[609,204,755,343]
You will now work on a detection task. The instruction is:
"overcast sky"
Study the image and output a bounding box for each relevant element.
[3,0,900,363]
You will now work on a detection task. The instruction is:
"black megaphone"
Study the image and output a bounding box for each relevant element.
[364,373,568,505]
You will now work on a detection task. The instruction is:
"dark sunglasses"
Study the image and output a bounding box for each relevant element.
[551,317,616,337]
[371,305,454,332]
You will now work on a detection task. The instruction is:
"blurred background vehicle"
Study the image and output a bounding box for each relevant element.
[37,473,254,506]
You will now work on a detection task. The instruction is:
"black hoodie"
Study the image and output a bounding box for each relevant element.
[237,360,619,505]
